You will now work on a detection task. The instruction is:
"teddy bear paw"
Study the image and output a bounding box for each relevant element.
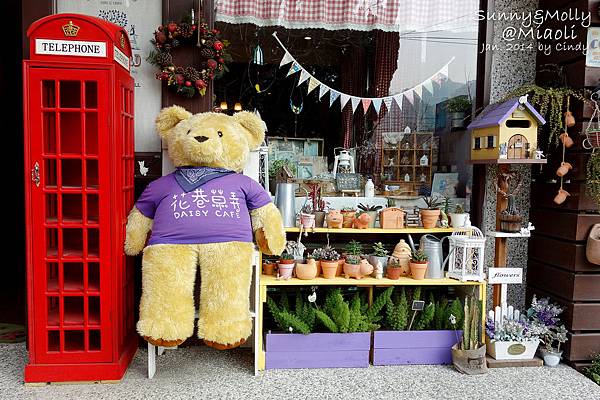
[144,335,184,347]
[203,338,246,350]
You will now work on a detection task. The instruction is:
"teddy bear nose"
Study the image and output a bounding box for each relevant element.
[194,136,209,143]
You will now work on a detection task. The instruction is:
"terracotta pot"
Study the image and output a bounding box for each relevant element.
[341,210,355,228]
[380,208,405,229]
[586,223,600,265]
[343,259,374,279]
[559,132,574,148]
[336,258,345,276]
[277,263,295,280]
[553,189,570,205]
[353,213,371,229]
[321,260,339,279]
[262,262,277,276]
[386,266,403,280]
[366,211,378,228]
[315,260,322,277]
[564,111,575,127]
[420,209,441,229]
[410,261,428,280]
[326,210,343,228]
[296,259,318,280]
[556,162,572,177]
[300,213,316,229]
[314,211,326,227]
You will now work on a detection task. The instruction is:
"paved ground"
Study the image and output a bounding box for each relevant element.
[2,343,599,400]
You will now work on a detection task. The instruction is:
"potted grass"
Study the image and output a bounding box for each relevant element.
[451,295,488,374]
[265,288,378,369]
[358,203,382,228]
[343,240,363,277]
[419,195,443,229]
[449,204,469,228]
[319,247,340,279]
[369,242,389,272]
[373,287,465,366]
[277,252,295,280]
[409,249,428,280]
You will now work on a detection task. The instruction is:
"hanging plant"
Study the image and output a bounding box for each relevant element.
[587,151,600,207]
[502,84,588,145]
[147,14,231,98]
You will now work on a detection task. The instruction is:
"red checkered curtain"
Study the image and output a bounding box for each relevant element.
[372,31,399,178]
[341,46,366,149]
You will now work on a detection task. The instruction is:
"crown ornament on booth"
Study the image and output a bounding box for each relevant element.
[272,31,453,116]
[62,21,80,37]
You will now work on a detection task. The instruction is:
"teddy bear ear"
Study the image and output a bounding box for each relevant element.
[155,106,192,139]
[233,111,266,150]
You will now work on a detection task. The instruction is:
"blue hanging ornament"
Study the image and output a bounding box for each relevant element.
[252,45,264,65]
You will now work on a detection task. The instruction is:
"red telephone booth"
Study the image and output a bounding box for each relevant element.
[23,14,136,383]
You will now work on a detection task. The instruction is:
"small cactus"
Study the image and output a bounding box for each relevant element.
[462,295,480,350]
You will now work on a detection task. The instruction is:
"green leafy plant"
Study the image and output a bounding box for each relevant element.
[358,203,383,212]
[445,298,464,330]
[454,204,465,214]
[386,287,409,331]
[268,159,297,179]
[585,353,600,386]
[411,249,428,263]
[372,242,389,257]
[414,293,436,330]
[461,295,481,350]
[267,290,315,334]
[345,255,361,265]
[420,195,444,210]
[300,203,313,214]
[587,151,600,208]
[314,289,381,333]
[345,240,363,256]
[279,252,295,261]
[446,95,472,113]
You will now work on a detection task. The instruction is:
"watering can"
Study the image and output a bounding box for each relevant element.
[419,234,446,279]
[274,183,309,227]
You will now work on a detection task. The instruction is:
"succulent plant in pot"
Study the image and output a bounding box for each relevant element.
[386,257,403,280]
[369,242,389,271]
[277,252,296,280]
[319,246,340,279]
[449,204,470,228]
[341,207,356,228]
[409,249,428,280]
[299,203,315,229]
[358,203,382,228]
[419,195,444,229]
[353,210,372,229]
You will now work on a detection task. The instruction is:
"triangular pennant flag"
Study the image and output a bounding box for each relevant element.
[329,90,340,107]
[393,94,403,109]
[440,64,449,79]
[372,98,382,114]
[279,52,293,67]
[297,69,311,85]
[351,97,360,113]
[340,94,351,110]
[362,98,371,114]
[404,90,414,105]
[286,62,301,77]
[383,97,393,112]
[319,84,330,99]
[423,79,434,95]
[307,77,320,94]
[414,85,423,99]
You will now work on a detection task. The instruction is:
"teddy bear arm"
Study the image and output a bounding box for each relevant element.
[250,203,286,256]
[124,206,153,256]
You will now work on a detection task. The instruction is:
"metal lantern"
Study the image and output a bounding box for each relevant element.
[332,148,355,177]
[446,227,486,282]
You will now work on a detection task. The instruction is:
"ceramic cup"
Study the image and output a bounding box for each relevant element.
[559,132,574,148]
[556,162,572,177]
[553,189,570,205]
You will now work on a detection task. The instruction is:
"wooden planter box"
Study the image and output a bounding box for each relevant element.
[265,332,371,369]
[485,336,539,360]
[373,330,461,365]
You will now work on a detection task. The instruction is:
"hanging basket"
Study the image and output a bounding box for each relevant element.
[583,98,600,150]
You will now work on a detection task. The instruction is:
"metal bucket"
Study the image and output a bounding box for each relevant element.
[420,234,445,279]
[274,183,297,227]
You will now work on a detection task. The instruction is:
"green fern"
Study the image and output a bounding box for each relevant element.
[414,301,435,330]
[367,287,393,323]
[445,298,464,330]
[315,309,339,333]
[277,310,311,334]
[386,287,409,330]
[434,298,448,330]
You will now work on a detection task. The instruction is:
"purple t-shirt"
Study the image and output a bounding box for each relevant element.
[136,172,272,245]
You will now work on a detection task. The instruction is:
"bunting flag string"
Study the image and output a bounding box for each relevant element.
[271,32,454,116]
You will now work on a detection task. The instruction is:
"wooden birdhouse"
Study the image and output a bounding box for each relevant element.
[467,97,545,163]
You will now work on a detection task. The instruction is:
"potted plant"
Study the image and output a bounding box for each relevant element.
[386,257,403,280]
[451,295,488,374]
[295,256,318,280]
[307,183,328,227]
[265,289,378,369]
[358,203,382,228]
[343,240,363,277]
[499,196,523,233]
[310,247,327,277]
[369,242,389,272]
[409,249,428,280]
[449,204,469,228]
[373,288,465,365]
[353,210,372,229]
[446,95,472,129]
[527,296,568,367]
[341,207,356,228]
[319,247,340,279]
[277,252,295,280]
[263,260,277,276]
[299,203,315,229]
[419,195,443,229]
[325,209,343,228]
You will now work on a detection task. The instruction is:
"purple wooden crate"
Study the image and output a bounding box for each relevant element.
[266,333,370,369]
[373,330,462,366]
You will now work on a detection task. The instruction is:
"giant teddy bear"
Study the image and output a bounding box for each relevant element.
[124,106,286,350]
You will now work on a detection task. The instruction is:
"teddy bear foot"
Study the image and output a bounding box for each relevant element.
[143,335,184,347]
[203,338,246,350]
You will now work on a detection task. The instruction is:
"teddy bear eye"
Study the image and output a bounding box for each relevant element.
[217,131,223,137]
[187,129,191,135]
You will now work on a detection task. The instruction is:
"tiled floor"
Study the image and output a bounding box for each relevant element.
[3,343,599,400]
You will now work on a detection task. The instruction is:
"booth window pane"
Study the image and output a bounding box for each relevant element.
[64,330,84,351]
[62,194,82,223]
[42,80,56,108]
[43,113,56,154]
[47,330,60,352]
[63,263,84,291]
[59,113,82,154]
[63,296,84,324]
[85,112,98,155]
[59,81,81,108]
[61,159,82,188]
[85,81,98,109]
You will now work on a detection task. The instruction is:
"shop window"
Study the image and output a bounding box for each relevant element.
[473,137,481,150]
[487,136,496,148]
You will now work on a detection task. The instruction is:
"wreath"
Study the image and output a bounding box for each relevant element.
[147,15,231,98]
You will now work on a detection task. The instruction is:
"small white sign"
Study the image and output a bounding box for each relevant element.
[35,38,106,57]
[114,46,130,72]
[488,268,522,284]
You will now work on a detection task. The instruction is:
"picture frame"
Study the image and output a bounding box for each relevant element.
[431,172,459,197]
